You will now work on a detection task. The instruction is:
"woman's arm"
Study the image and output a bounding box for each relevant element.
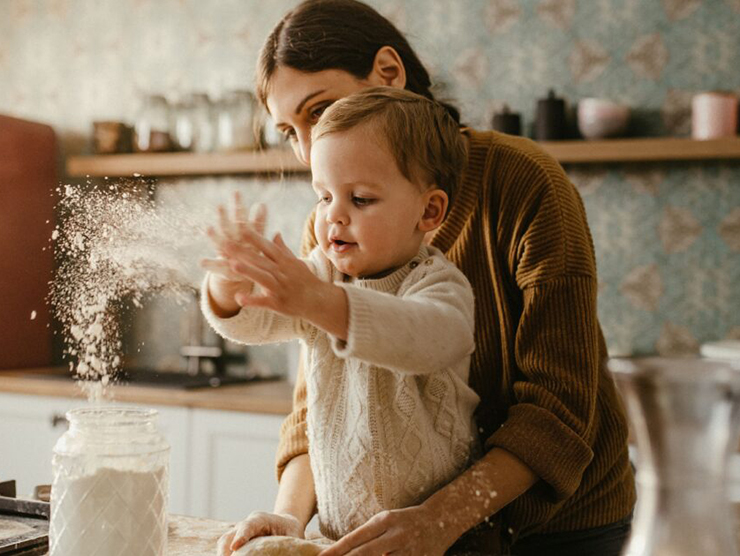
[321,447,537,555]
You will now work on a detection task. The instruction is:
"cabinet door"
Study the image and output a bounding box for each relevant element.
[0,393,79,498]
[0,393,190,515]
[190,408,284,521]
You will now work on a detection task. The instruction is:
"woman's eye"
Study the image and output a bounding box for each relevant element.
[309,103,331,122]
[281,128,297,142]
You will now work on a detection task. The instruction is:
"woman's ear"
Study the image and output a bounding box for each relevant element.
[418,189,448,233]
[366,46,407,89]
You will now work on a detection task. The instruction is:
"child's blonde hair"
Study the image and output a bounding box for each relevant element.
[312,87,466,211]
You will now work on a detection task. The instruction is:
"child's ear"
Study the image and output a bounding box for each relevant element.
[418,189,448,233]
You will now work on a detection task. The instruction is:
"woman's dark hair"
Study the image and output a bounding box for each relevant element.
[256,0,460,124]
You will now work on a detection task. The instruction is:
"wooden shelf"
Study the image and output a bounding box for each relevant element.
[539,136,740,163]
[66,137,740,178]
[66,149,307,178]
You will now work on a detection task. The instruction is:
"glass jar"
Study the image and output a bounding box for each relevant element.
[50,407,170,556]
[188,92,216,153]
[609,357,740,556]
[134,94,173,152]
[170,95,196,152]
[214,90,259,152]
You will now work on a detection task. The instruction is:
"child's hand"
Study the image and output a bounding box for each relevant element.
[224,227,322,319]
[228,228,348,339]
[201,191,267,318]
[216,511,304,555]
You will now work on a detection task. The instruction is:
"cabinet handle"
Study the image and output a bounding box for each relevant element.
[50,413,68,428]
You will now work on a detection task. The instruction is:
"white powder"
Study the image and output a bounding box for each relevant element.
[49,181,209,400]
[50,466,167,556]
[48,178,313,400]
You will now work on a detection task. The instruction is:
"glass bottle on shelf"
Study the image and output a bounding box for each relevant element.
[134,94,173,153]
[188,92,216,153]
[214,90,259,152]
[169,95,196,152]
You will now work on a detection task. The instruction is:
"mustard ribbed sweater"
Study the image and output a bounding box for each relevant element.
[277,129,636,550]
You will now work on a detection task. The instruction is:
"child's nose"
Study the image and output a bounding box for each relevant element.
[327,203,349,225]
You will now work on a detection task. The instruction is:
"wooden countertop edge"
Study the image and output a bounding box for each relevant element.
[0,367,294,415]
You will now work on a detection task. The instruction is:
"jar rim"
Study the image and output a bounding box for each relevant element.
[66,406,158,426]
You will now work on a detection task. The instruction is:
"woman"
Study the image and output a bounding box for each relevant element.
[218,1,635,554]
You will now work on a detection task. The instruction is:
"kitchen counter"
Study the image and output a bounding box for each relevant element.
[167,507,740,555]
[167,514,231,555]
[0,367,293,415]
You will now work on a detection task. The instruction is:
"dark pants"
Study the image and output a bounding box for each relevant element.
[508,513,632,556]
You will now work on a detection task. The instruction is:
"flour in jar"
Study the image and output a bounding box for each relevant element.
[50,466,167,556]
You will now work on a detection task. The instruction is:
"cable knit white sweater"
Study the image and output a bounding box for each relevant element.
[202,244,480,540]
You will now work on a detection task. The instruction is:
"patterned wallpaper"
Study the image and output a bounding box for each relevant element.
[1,0,739,362]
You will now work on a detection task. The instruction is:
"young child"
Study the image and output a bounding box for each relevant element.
[201,87,480,541]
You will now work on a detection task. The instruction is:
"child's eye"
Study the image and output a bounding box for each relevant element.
[317,195,331,205]
[352,196,375,207]
[281,128,297,142]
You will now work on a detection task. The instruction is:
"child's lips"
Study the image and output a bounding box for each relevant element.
[330,239,356,253]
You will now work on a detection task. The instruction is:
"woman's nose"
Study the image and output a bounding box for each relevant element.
[293,129,311,167]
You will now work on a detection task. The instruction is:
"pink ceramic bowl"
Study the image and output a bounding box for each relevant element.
[577,98,631,140]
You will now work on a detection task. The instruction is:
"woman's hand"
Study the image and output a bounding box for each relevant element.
[319,504,454,556]
[201,191,268,317]
[217,511,304,555]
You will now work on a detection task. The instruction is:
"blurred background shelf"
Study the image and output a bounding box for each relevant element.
[66,148,307,178]
[66,137,740,178]
[540,137,740,164]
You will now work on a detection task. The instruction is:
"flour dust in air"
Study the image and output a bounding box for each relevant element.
[49,181,209,400]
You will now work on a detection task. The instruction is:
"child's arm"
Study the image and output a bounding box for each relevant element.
[332,261,475,375]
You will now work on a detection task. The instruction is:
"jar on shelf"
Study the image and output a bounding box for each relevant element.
[169,95,196,152]
[49,407,170,556]
[187,92,216,153]
[214,90,259,152]
[134,94,173,152]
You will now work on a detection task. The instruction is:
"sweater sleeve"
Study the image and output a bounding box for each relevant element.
[200,273,307,346]
[485,148,597,501]
[276,211,318,480]
[331,261,475,376]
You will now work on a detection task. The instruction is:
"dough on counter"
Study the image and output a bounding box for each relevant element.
[233,535,328,556]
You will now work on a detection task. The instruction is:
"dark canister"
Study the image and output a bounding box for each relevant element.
[491,104,522,136]
[534,89,567,140]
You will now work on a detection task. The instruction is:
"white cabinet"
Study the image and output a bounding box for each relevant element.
[189,408,283,521]
[0,393,191,515]
[0,392,284,521]
[0,393,78,498]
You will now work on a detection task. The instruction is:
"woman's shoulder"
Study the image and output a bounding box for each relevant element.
[462,127,579,209]
[463,127,564,180]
